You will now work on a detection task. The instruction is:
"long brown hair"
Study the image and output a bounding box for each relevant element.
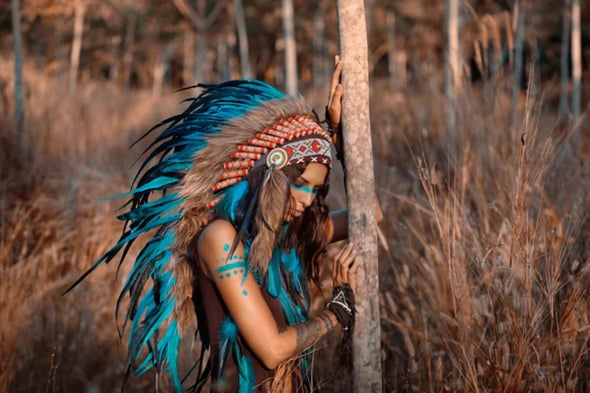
[232,162,330,282]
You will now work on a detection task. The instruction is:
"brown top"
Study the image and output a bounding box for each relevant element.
[194,266,294,392]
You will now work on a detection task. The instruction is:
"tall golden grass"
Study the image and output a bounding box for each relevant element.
[374,77,590,392]
[1,56,588,392]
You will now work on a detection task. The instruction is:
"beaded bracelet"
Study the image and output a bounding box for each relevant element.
[327,283,356,342]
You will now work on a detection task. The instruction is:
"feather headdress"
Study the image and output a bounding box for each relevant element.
[65,80,333,391]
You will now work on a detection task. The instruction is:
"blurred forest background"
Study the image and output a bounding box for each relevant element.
[1,0,590,392]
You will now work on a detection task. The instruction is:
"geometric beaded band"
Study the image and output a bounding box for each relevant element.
[211,115,332,194]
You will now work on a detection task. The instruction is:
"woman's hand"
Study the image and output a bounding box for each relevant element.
[332,242,358,293]
[327,56,343,129]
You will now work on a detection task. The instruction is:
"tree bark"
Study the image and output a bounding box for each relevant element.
[559,1,571,119]
[571,0,581,121]
[445,0,461,149]
[233,0,252,79]
[336,1,381,392]
[183,28,195,86]
[386,7,396,95]
[217,29,235,82]
[512,0,524,129]
[364,0,375,42]
[173,0,227,83]
[122,12,136,89]
[312,1,328,91]
[69,1,86,94]
[11,0,24,140]
[281,0,298,95]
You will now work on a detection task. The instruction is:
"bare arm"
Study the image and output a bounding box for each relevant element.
[197,220,340,369]
[326,203,383,243]
[325,56,384,244]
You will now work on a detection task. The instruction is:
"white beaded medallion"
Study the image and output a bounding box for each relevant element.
[266,147,289,169]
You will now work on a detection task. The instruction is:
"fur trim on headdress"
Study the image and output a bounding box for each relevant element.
[249,168,289,271]
[175,97,324,256]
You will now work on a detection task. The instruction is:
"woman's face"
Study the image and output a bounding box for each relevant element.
[284,162,329,221]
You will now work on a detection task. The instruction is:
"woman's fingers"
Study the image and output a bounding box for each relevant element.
[332,243,356,287]
[329,56,343,98]
[328,57,343,111]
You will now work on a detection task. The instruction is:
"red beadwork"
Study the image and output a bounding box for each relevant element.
[231,152,262,160]
[265,128,289,139]
[207,199,220,209]
[219,169,248,180]
[311,140,321,152]
[224,160,254,170]
[238,145,267,154]
[212,177,242,191]
[257,133,284,144]
[248,138,276,149]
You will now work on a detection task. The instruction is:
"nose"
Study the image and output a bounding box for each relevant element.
[300,192,314,208]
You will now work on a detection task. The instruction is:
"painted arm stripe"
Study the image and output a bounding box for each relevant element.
[215,262,247,273]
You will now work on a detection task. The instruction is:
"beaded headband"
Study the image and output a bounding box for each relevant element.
[211,115,332,194]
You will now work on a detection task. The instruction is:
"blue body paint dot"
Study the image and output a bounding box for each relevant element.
[233,270,238,275]
[226,273,231,278]
[242,290,248,296]
[223,243,230,252]
[219,275,224,280]
[240,269,244,273]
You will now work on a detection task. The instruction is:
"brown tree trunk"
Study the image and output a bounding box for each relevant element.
[336,1,382,392]
[386,7,396,95]
[11,0,24,140]
[173,0,227,83]
[445,0,461,148]
[312,1,328,91]
[512,0,524,129]
[281,0,298,95]
[183,28,194,86]
[69,1,86,94]
[559,1,571,119]
[571,0,581,121]
[233,0,252,79]
[122,12,136,89]
[364,0,375,42]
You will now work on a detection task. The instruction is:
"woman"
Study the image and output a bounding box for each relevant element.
[68,59,367,392]
[171,58,359,391]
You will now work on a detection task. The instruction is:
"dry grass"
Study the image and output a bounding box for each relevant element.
[375,76,590,392]
[0,57,182,392]
[1,56,589,392]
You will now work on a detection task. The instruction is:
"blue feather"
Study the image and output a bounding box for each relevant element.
[66,79,293,392]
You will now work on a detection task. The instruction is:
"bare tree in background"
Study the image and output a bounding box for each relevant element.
[571,0,581,122]
[173,0,227,83]
[312,0,329,91]
[512,0,524,129]
[336,1,381,392]
[233,0,252,79]
[281,0,298,95]
[445,0,461,148]
[386,7,396,95]
[365,0,375,42]
[11,0,24,140]
[69,0,87,93]
[122,11,137,90]
[558,0,571,119]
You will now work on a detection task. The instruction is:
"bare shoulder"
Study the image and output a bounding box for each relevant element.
[198,219,238,250]
[197,219,244,274]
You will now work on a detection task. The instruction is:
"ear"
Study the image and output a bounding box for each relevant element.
[249,169,289,272]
